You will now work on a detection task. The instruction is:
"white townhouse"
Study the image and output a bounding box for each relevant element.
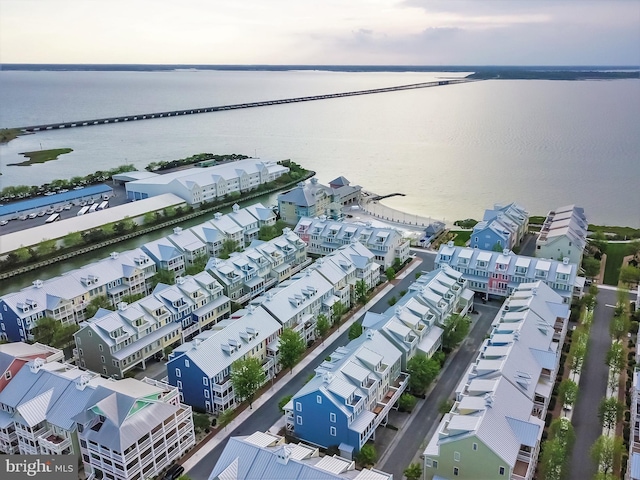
[189,220,227,258]
[125,158,289,205]
[74,377,195,480]
[0,249,157,342]
[253,269,335,345]
[363,265,474,367]
[535,205,588,266]
[436,243,584,303]
[209,431,392,480]
[243,202,277,228]
[227,203,261,246]
[167,306,282,414]
[209,211,245,248]
[294,216,410,269]
[423,282,569,480]
[74,272,230,378]
[284,329,409,459]
[327,242,382,291]
[166,226,208,266]
[309,256,354,311]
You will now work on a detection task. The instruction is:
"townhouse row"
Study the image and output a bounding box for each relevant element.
[470,202,529,252]
[0,202,289,343]
[166,241,384,415]
[294,215,411,269]
[423,281,570,480]
[535,204,588,266]
[0,342,195,480]
[436,243,585,303]
[283,265,475,458]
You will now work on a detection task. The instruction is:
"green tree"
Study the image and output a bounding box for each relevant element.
[219,239,241,259]
[230,357,266,409]
[620,265,640,287]
[192,413,210,433]
[35,239,58,257]
[387,296,397,306]
[442,314,471,352]
[492,242,504,252]
[355,280,368,306]
[627,240,640,257]
[278,395,293,413]
[393,257,402,272]
[184,254,209,276]
[331,301,347,325]
[385,267,396,281]
[143,212,156,225]
[582,256,601,278]
[568,339,587,377]
[32,317,79,349]
[590,435,624,475]
[216,408,235,430]
[149,269,176,289]
[540,438,566,480]
[85,295,112,318]
[406,353,440,395]
[606,341,625,374]
[399,393,417,412]
[415,272,422,279]
[589,231,608,254]
[403,463,422,480]
[279,328,306,373]
[598,397,624,432]
[558,379,578,409]
[438,398,453,416]
[610,314,630,341]
[316,314,330,342]
[356,444,377,467]
[348,322,363,340]
[63,231,83,248]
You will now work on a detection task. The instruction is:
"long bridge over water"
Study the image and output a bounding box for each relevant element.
[15,79,471,132]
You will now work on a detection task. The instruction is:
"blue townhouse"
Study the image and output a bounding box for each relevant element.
[284,329,408,459]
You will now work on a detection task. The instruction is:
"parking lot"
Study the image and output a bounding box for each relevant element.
[0,182,129,235]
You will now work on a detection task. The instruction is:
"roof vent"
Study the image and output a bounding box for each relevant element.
[75,374,92,390]
[232,203,240,212]
[110,252,119,260]
[32,279,43,289]
[176,276,185,285]
[447,240,454,247]
[366,329,374,340]
[484,393,494,408]
[214,212,222,219]
[275,445,293,465]
[30,358,45,374]
[247,304,255,314]
[503,249,510,255]
[562,257,570,265]
[118,302,128,311]
[532,288,538,296]
[193,338,202,349]
[323,372,334,384]
[173,227,183,235]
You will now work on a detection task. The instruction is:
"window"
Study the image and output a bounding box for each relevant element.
[317,395,322,404]
[177,380,182,389]
[453,467,459,476]
[330,426,336,436]
[472,442,478,451]
[175,368,181,378]
[101,355,105,364]
[330,413,336,423]
[296,415,302,425]
[425,459,433,467]
[499,466,505,475]
[454,451,460,462]
[4,371,11,380]
[433,460,438,469]
[204,390,209,399]
[203,377,209,386]
[185,359,190,367]
[296,402,302,412]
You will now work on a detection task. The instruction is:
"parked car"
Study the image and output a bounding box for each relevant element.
[19,215,28,220]
[28,213,38,219]
[0,220,8,226]
[161,464,184,480]
[63,204,72,210]
[37,211,46,217]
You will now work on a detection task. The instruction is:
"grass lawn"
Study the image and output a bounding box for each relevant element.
[603,243,628,286]
[450,230,472,246]
[0,128,23,144]
[10,148,73,166]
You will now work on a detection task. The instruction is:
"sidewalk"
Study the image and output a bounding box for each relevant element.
[182,257,425,473]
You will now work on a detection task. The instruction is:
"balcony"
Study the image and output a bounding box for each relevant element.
[0,429,17,443]
[212,375,232,392]
[39,430,73,453]
[15,423,47,440]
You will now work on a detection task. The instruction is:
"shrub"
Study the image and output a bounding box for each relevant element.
[399,393,417,412]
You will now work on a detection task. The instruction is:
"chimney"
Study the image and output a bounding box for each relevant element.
[173,227,183,235]
[32,279,43,289]
[562,257,570,265]
[176,276,185,285]
[233,203,240,212]
[118,302,128,311]
[110,252,119,260]
[503,249,510,256]
[30,358,45,374]
[193,338,202,349]
[447,241,454,247]
[214,212,222,219]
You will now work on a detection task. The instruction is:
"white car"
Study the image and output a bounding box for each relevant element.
[28,213,37,219]
[63,204,72,210]
[0,220,8,226]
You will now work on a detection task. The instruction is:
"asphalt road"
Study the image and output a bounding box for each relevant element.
[186,251,498,480]
[378,299,501,479]
[568,288,631,480]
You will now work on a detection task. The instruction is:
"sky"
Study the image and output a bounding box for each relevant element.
[1,0,639,65]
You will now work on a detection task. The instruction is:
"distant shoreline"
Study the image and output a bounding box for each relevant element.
[1,64,639,77]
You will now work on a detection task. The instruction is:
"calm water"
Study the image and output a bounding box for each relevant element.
[1,70,638,227]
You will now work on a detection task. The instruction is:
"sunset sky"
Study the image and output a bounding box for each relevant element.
[1,0,639,65]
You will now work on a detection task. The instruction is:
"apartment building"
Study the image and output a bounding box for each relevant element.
[166,306,281,414]
[0,249,157,342]
[253,269,335,345]
[74,272,230,378]
[166,226,208,266]
[209,431,392,480]
[142,237,186,277]
[74,377,195,480]
[535,205,588,265]
[423,282,569,480]
[363,266,474,367]
[294,216,410,269]
[278,178,341,225]
[284,329,408,458]
[227,203,261,246]
[125,158,289,205]
[436,243,584,303]
[483,202,529,246]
